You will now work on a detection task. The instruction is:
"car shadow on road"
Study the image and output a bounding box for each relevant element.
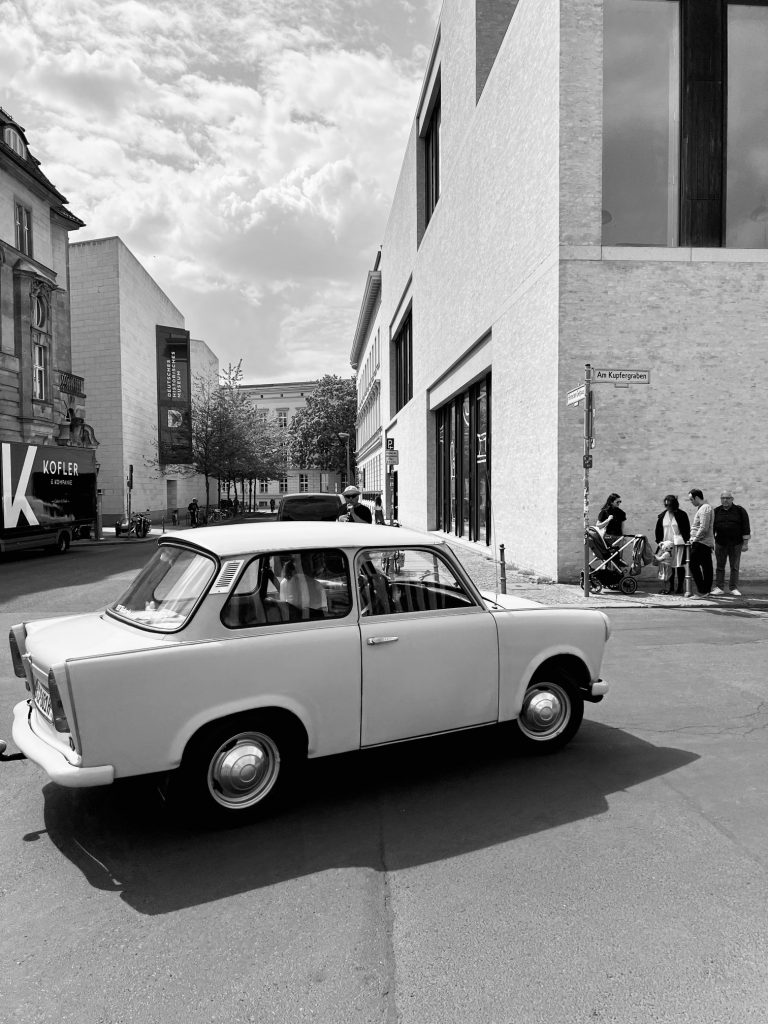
[36,721,698,915]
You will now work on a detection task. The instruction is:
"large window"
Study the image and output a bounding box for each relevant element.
[436,374,491,545]
[15,202,32,255]
[603,0,768,248]
[393,311,412,413]
[31,287,49,401]
[424,91,441,227]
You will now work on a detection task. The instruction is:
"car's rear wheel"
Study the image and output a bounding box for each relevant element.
[511,677,584,754]
[170,715,302,826]
[56,531,70,554]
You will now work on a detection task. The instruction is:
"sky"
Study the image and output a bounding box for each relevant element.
[1,0,440,383]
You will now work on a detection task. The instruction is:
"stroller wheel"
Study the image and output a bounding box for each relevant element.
[619,576,638,595]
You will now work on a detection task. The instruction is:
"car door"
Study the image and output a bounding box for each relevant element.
[357,547,499,746]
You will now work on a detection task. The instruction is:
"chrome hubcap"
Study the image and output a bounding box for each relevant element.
[207,731,280,809]
[518,683,571,740]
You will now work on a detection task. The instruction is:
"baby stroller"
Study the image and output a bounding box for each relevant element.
[581,526,642,594]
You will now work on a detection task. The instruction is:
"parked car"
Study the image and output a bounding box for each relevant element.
[9,523,610,826]
[275,492,345,522]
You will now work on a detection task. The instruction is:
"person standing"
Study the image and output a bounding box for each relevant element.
[597,493,626,542]
[188,498,199,527]
[687,489,714,596]
[711,491,751,596]
[338,485,372,523]
[654,495,690,595]
[373,495,385,525]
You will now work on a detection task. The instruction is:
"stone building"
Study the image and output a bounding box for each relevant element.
[239,380,344,506]
[357,0,768,580]
[0,107,87,447]
[69,236,218,521]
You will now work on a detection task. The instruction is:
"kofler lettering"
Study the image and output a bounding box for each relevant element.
[42,459,79,476]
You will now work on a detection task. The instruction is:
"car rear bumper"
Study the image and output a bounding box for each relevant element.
[583,678,609,703]
[12,700,115,788]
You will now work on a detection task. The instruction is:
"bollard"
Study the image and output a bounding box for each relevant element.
[499,544,507,595]
[684,542,693,597]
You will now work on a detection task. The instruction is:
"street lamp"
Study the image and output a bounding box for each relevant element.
[338,432,351,486]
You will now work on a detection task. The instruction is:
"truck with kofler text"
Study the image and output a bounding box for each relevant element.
[0,442,97,555]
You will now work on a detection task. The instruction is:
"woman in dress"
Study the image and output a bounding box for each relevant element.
[654,494,690,594]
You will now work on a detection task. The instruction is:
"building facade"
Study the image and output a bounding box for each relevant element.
[69,236,218,520]
[359,0,768,580]
[349,253,386,510]
[0,108,87,447]
[239,380,344,505]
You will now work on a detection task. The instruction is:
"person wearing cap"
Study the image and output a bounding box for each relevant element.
[711,491,751,597]
[338,485,372,523]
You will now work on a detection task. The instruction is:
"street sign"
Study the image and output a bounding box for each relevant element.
[386,450,399,466]
[386,438,395,450]
[592,368,650,385]
[566,384,586,406]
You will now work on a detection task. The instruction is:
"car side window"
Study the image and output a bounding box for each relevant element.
[221,548,352,628]
[356,548,476,617]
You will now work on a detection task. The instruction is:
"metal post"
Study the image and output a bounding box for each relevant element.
[684,542,693,597]
[583,364,593,598]
[499,544,507,594]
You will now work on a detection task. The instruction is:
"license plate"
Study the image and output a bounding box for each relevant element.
[34,680,53,722]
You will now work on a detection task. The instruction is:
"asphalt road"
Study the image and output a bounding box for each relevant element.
[1,540,767,1023]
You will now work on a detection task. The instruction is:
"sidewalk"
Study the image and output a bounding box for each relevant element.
[443,537,768,613]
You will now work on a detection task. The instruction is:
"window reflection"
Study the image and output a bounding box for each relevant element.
[726,5,768,248]
[602,0,680,246]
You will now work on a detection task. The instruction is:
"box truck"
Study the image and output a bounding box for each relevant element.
[0,442,97,555]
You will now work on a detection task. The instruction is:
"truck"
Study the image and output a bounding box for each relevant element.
[0,441,97,555]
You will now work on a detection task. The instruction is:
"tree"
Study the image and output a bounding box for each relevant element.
[288,375,357,474]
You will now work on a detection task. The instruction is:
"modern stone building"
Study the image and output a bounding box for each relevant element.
[0,108,87,446]
[239,380,344,506]
[69,236,218,520]
[349,251,386,510]
[357,0,768,580]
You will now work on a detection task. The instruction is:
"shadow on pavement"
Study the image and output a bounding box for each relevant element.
[34,721,698,915]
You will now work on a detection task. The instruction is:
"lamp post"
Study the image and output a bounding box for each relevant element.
[338,432,351,487]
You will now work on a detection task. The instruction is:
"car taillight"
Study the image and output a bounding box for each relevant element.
[47,669,71,734]
[9,629,27,680]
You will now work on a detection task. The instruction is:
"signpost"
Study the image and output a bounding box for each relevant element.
[566,364,651,597]
[386,450,399,466]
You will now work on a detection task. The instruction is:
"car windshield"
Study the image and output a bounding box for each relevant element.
[109,545,216,631]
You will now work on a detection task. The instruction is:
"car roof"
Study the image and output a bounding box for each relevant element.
[279,492,343,502]
[161,521,444,558]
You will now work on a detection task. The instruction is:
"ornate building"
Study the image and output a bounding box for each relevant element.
[0,108,91,448]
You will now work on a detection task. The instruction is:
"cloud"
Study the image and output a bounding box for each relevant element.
[1,0,438,379]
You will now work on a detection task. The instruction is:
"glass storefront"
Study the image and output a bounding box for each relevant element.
[436,374,491,545]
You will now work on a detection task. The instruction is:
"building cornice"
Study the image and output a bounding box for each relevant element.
[349,269,382,369]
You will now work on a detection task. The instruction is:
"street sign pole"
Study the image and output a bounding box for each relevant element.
[583,364,593,598]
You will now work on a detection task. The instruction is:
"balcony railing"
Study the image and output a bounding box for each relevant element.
[57,370,85,397]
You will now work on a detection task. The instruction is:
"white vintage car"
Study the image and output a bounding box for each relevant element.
[10,523,610,825]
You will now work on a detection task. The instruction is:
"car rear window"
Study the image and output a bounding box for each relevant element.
[278,496,342,521]
[109,545,216,631]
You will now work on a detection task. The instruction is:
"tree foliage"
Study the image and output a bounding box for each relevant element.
[288,374,357,473]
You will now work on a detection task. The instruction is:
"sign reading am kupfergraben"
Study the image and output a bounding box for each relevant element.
[156,326,192,465]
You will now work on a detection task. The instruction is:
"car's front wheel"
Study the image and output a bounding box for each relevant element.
[170,715,302,826]
[511,677,584,754]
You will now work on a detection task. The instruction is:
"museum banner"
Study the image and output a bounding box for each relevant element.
[156,326,192,465]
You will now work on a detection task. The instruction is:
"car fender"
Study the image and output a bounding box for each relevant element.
[493,609,608,722]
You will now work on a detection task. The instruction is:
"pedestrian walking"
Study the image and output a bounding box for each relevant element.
[374,495,385,525]
[188,498,199,527]
[687,489,714,596]
[654,495,690,594]
[711,490,751,596]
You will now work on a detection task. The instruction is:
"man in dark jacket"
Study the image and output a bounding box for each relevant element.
[711,491,751,596]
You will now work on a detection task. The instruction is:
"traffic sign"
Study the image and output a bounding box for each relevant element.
[566,384,586,406]
[386,450,399,465]
[386,438,395,450]
[592,368,650,385]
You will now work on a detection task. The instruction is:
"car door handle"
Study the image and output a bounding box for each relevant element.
[367,636,399,645]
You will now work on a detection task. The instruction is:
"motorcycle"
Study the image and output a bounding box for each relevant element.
[114,511,151,538]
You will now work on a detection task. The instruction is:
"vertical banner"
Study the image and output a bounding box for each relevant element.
[156,326,192,465]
